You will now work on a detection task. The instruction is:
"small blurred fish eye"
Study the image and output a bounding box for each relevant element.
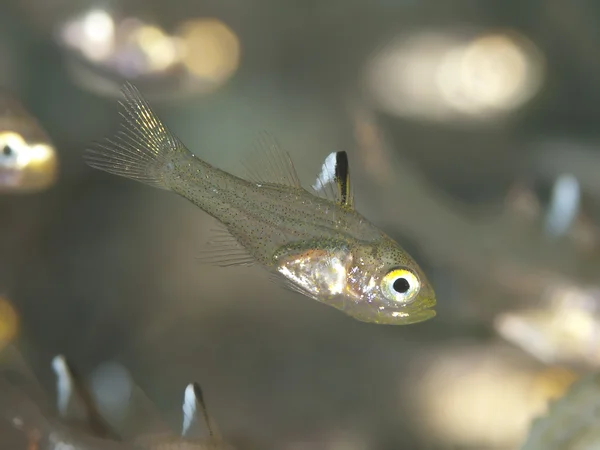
[0,92,58,193]
[53,7,241,99]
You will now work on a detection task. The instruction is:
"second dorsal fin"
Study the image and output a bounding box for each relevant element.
[312,151,354,208]
[181,382,222,440]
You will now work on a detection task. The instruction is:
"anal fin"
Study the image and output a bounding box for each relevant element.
[196,224,255,267]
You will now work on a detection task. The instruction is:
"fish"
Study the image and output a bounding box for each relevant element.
[84,82,436,325]
[0,345,129,450]
[0,89,58,193]
[519,370,600,450]
[0,345,236,450]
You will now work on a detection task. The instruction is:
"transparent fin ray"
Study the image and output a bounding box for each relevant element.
[84,82,186,189]
[241,131,302,188]
[311,151,354,208]
[196,225,256,267]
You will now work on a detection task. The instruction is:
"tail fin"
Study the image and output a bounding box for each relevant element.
[84,82,188,189]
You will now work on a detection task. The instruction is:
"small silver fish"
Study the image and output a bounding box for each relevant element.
[84,82,436,325]
[0,89,57,193]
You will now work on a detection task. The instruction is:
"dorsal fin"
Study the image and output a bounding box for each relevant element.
[51,355,120,439]
[241,131,302,188]
[181,382,222,440]
[312,151,354,208]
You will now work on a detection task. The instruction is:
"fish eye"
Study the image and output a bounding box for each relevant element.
[2,145,13,157]
[381,268,420,304]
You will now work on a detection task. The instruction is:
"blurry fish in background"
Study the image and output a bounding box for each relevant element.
[0,89,57,193]
[51,6,240,100]
[496,174,600,369]
[519,369,600,450]
[0,345,129,450]
[363,28,545,125]
[131,382,237,450]
[51,354,121,439]
[0,345,237,449]
[494,286,600,369]
[84,83,436,325]
[505,174,600,252]
[81,360,238,449]
[404,342,578,449]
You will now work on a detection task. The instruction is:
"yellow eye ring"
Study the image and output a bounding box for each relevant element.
[381,268,420,304]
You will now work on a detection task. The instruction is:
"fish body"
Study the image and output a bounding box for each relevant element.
[0,89,57,193]
[85,83,436,325]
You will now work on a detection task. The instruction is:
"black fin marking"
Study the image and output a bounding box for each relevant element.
[181,382,222,440]
[312,151,354,208]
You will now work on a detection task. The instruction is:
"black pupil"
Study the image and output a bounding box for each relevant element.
[2,145,12,156]
[393,277,410,294]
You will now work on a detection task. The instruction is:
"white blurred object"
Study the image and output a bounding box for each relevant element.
[495,285,600,368]
[520,370,600,450]
[55,8,240,99]
[60,9,116,62]
[405,343,576,449]
[89,361,133,426]
[544,174,580,237]
[364,29,544,123]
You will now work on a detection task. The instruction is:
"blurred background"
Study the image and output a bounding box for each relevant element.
[1,0,600,448]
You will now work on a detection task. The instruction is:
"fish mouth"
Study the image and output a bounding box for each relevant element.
[373,306,436,325]
[334,296,436,326]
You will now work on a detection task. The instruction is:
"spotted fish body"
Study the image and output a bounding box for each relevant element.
[84,82,436,325]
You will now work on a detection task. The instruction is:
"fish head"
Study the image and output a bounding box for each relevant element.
[274,237,436,325]
[342,237,436,325]
[0,130,57,192]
